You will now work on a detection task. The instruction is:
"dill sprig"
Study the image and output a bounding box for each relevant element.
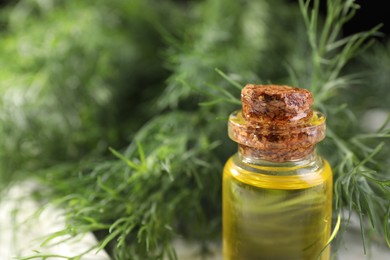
[234,0,389,253]
[295,0,390,253]
[296,0,382,105]
[158,0,302,110]
[22,112,222,260]
[0,0,172,187]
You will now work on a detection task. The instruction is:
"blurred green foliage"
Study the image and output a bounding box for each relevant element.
[0,0,389,259]
[0,0,176,184]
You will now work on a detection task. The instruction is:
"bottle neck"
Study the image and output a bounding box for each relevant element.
[238,144,317,165]
[233,146,324,179]
[238,144,316,163]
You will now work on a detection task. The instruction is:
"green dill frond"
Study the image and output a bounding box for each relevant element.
[294,0,390,254]
[0,0,174,187]
[158,0,303,110]
[296,0,382,105]
[24,112,222,259]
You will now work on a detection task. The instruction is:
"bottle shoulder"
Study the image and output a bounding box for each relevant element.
[223,154,333,190]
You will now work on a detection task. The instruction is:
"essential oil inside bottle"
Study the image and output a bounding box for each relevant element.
[223,84,333,260]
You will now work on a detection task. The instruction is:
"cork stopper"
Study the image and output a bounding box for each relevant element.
[241,84,313,124]
[228,84,326,162]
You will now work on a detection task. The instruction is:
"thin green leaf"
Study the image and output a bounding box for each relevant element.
[215,68,243,90]
[109,147,140,171]
[384,206,390,248]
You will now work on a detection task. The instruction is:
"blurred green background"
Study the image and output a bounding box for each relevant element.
[0,0,389,259]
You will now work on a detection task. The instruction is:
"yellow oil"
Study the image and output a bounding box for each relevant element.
[223,155,333,260]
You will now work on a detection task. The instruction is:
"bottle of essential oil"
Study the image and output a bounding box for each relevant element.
[223,84,333,260]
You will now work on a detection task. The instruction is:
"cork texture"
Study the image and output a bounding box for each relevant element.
[229,84,325,162]
[241,84,313,124]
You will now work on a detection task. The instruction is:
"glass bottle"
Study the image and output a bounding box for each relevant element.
[223,84,333,260]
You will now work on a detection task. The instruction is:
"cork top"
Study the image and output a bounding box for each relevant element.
[228,84,326,162]
[241,84,313,124]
